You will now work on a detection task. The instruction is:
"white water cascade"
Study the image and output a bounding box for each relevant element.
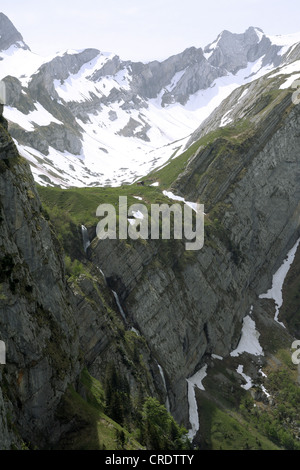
[112,290,126,321]
[81,225,90,253]
[0,340,6,365]
[157,363,170,412]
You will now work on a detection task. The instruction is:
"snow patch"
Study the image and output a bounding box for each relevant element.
[230,309,263,357]
[187,364,208,439]
[165,69,186,92]
[211,354,223,360]
[162,190,199,212]
[4,103,63,131]
[236,365,253,390]
[220,108,233,127]
[259,238,300,327]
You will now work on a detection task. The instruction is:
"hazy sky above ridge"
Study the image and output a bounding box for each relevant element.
[2,0,300,61]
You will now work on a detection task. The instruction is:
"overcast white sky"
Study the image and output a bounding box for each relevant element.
[2,0,300,61]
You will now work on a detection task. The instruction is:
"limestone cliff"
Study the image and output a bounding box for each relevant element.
[0,115,81,448]
[0,113,163,449]
[1,72,300,449]
[89,87,300,428]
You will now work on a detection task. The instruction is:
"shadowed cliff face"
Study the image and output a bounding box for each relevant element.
[0,113,83,447]
[0,115,163,449]
[0,135,68,447]
[90,91,300,426]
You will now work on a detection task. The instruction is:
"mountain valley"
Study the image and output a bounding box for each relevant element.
[0,12,300,451]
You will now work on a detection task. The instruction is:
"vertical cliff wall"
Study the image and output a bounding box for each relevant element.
[0,113,81,448]
[90,91,300,426]
[0,111,165,449]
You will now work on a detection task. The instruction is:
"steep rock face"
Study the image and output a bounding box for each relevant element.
[0,113,164,448]
[0,117,81,448]
[89,91,300,427]
[90,233,250,426]
[204,27,281,74]
[29,48,100,99]
[70,270,166,405]
[0,13,30,51]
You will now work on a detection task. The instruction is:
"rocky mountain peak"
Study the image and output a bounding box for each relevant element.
[0,12,30,52]
[204,26,263,52]
[204,26,281,73]
[1,15,300,188]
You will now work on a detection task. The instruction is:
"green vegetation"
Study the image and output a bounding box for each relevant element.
[239,358,300,450]
[197,396,279,450]
[104,362,132,427]
[147,118,253,189]
[141,397,191,450]
[64,254,86,278]
[55,368,191,450]
[36,184,193,451]
[0,284,7,301]
[194,345,300,450]
[55,369,143,450]
[37,183,170,229]
[35,86,299,451]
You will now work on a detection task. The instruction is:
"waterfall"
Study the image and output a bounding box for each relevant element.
[112,290,126,321]
[97,266,106,281]
[0,340,6,365]
[131,327,140,336]
[157,363,170,412]
[186,364,208,440]
[81,225,90,253]
[97,264,126,322]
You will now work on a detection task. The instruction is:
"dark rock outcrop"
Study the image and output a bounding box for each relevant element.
[90,90,300,426]
[0,114,162,449]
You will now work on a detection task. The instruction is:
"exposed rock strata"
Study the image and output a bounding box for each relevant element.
[90,93,300,426]
[0,115,162,449]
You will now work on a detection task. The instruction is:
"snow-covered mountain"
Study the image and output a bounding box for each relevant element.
[1,12,300,187]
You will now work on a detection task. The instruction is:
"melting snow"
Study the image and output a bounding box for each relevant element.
[259,238,300,327]
[270,59,300,81]
[162,190,199,212]
[236,365,253,390]
[187,364,208,439]
[4,103,63,131]
[220,108,233,127]
[165,69,186,92]
[3,32,300,189]
[211,354,223,360]
[230,309,263,357]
